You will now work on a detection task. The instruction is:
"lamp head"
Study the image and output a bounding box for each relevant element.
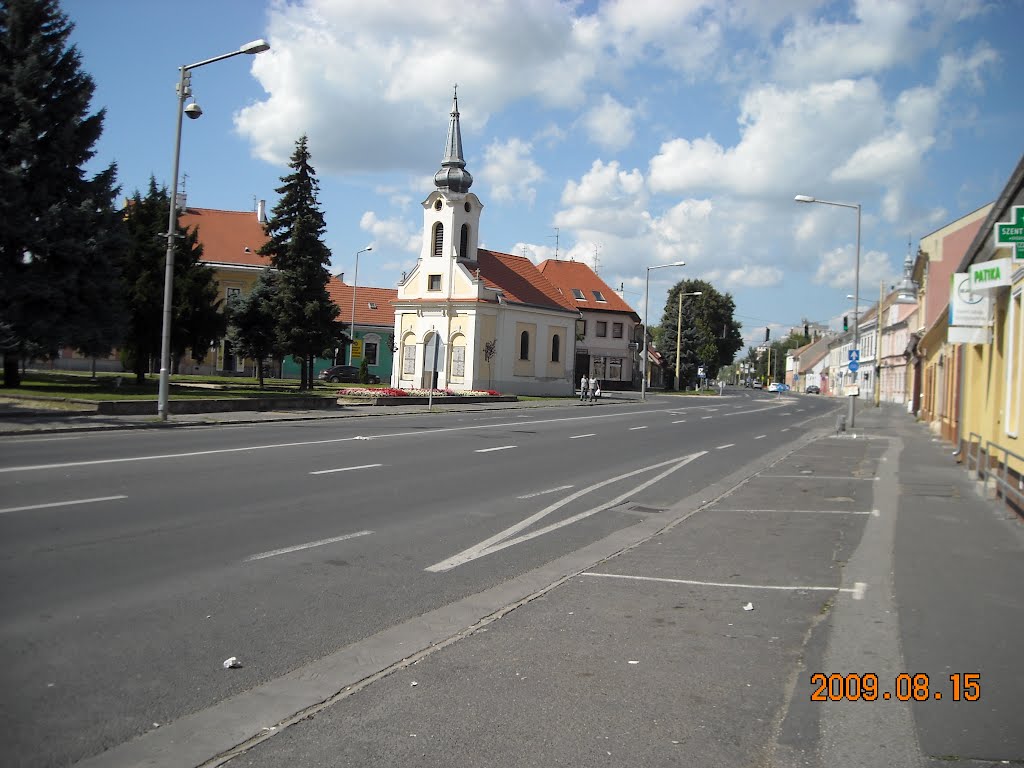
[184,102,203,120]
[794,195,815,203]
[240,39,270,54]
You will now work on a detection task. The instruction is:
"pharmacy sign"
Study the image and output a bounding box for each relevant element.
[995,205,1024,260]
[969,258,1012,292]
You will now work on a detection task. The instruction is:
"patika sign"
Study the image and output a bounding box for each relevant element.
[994,205,1024,260]
[969,257,1012,292]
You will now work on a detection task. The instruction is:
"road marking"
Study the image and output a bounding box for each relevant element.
[310,463,383,475]
[569,433,596,440]
[426,451,706,572]
[5,435,83,443]
[754,435,766,440]
[766,474,876,480]
[629,426,648,431]
[476,445,517,453]
[702,416,713,420]
[671,420,686,424]
[782,428,790,432]
[712,508,872,515]
[582,572,868,599]
[517,485,574,499]
[0,495,128,515]
[716,443,735,450]
[245,530,373,562]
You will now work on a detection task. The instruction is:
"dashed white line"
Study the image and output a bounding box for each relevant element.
[716,443,735,450]
[754,435,766,440]
[476,445,517,453]
[582,572,868,599]
[310,463,383,475]
[569,433,596,440]
[782,428,790,432]
[245,530,373,561]
[629,426,649,431]
[0,495,128,515]
[671,420,686,424]
[702,416,713,420]
[517,485,574,499]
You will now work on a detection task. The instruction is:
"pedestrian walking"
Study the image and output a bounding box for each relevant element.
[588,375,599,402]
[580,374,589,402]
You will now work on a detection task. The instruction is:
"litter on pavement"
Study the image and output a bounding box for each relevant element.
[222,656,243,669]
[742,602,754,611]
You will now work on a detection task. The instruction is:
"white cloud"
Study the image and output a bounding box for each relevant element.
[723,265,785,288]
[479,138,545,205]
[359,211,420,254]
[811,246,893,290]
[582,94,637,151]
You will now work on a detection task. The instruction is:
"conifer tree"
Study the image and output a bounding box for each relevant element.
[0,0,122,386]
[226,269,280,388]
[259,136,339,389]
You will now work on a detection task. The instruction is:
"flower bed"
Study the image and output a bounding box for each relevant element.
[336,387,514,406]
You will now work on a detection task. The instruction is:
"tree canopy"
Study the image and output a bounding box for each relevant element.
[656,279,744,388]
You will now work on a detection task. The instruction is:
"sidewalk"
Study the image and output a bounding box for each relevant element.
[76,404,1023,768]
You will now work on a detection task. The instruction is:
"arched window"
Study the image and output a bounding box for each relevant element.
[460,223,469,257]
[432,222,444,256]
[551,334,560,362]
[520,331,529,360]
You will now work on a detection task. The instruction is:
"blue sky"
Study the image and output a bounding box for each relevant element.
[66,0,1024,348]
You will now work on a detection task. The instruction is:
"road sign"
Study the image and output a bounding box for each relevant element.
[848,349,860,362]
[994,205,1024,260]
[848,360,860,373]
[351,340,363,359]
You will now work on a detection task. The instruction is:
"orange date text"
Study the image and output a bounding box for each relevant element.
[809,673,981,702]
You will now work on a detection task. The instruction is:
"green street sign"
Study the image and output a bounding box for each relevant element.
[994,205,1024,260]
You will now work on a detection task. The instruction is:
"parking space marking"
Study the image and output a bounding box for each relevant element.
[245,530,373,561]
[310,463,383,475]
[764,474,877,481]
[582,572,867,599]
[711,508,872,515]
[716,443,735,450]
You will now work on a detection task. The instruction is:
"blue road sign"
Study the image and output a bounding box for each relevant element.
[848,360,860,373]
[848,349,860,362]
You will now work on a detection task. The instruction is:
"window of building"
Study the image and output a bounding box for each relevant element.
[592,290,606,302]
[364,341,379,366]
[551,334,560,362]
[460,224,469,257]
[612,322,623,338]
[452,346,466,377]
[576,319,586,340]
[596,321,607,337]
[592,356,607,378]
[226,286,242,300]
[520,331,530,360]
[432,222,444,256]
[368,302,378,310]
[608,357,623,380]
[402,343,416,374]
[571,288,586,300]
[428,274,442,291]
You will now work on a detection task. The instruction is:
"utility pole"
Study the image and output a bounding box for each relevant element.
[875,279,884,407]
[674,292,683,390]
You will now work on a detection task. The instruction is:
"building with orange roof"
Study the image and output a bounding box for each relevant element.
[393,93,581,395]
[537,258,641,389]
[326,277,397,381]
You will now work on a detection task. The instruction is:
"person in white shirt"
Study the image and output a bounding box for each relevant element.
[580,374,589,402]
[588,375,599,402]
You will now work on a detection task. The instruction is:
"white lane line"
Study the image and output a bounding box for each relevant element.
[766,474,876,481]
[0,495,128,515]
[715,443,735,450]
[782,428,791,432]
[517,485,574,499]
[5,435,83,443]
[426,451,706,572]
[712,508,872,515]
[702,416,713,420]
[310,463,383,475]
[569,433,596,440]
[754,435,766,440]
[671,420,686,424]
[582,572,868,599]
[476,445,517,453]
[245,530,373,562]
[629,426,649,431]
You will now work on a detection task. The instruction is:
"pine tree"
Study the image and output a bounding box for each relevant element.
[259,136,339,390]
[226,269,280,388]
[0,0,121,386]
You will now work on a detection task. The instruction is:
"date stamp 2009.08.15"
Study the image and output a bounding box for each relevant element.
[810,673,981,702]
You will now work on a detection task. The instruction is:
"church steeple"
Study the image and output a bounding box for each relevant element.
[434,87,473,194]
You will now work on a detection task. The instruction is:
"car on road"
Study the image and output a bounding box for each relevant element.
[767,382,783,392]
[318,365,381,384]
[751,381,763,389]
[806,384,821,394]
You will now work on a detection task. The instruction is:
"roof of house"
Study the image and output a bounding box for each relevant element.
[178,207,271,268]
[327,277,398,327]
[537,259,639,319]
[460,249,578,313]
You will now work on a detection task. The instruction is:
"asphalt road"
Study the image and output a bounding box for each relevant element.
[0,390,840,767]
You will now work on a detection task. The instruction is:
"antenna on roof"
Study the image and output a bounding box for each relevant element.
[593,243,602,275]
[548,227,560,260]
[522,244,529,258]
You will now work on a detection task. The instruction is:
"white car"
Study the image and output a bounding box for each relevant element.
[767,382,783,392]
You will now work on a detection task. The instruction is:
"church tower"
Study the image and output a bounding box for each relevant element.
[419,89,483,265]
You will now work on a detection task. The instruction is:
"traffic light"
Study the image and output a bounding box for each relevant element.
[764,327,770,342]
[843,316,849,332]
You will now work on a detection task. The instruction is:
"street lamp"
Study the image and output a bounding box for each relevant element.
[795,194,861,428]
[157,39,270,421]
[642,261,686,401]
[348,246,374,366]
[673,291,703,390]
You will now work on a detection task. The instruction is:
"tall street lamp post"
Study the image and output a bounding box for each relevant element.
[158,39,270,421]
[673,291,703,390]
[795,194,862,428]
[348,246,373,366]
[642,261,686,401]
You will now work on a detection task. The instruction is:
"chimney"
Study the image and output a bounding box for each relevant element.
[257,199,267,223]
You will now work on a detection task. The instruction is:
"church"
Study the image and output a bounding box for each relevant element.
[392,94,581,395]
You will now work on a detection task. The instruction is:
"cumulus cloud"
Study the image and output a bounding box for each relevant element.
[359,211,420,254]
[811,246,893,290]
[479,138,545,205]
[582,94,637,151]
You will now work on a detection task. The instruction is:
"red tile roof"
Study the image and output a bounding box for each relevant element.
[178,207,271,268]
[327,277,398,327]
[461,249,578,312]
[537,259,639,319]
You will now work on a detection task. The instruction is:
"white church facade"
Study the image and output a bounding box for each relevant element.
[392,94,580,396]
